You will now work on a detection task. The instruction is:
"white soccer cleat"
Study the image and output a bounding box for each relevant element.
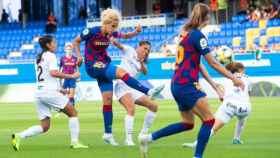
[138,134,150,158]
[148,84,165,99]
[124,140,135,146]
[103,134,119,146]
[182,140,197,148]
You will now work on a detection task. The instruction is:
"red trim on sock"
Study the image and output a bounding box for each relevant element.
[121,73,130,81]
[182,123,194,130]
[203,119,215,126]
[103,105,112,112]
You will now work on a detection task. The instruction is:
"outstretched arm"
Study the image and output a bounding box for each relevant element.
[119,24,141,39]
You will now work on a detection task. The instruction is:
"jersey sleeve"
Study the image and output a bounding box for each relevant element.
[80,28,93,41]
[192,30,210,56]
[112,31,123,38]
[48,54,59,71]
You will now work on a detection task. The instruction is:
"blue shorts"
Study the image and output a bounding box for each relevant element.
[171,82,206,111]
[63,78,76,89]
[85,62,117,93]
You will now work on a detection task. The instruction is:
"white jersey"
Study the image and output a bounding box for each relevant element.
[119,45,142,77]
[223,73,252,105]
[35,51,60,92]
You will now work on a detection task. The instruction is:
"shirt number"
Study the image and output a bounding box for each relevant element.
[37,66,44,82]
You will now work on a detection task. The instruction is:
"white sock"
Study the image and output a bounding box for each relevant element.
[234,119,245,140]
[19,125,43,139]
[125,115,134,142]
[69,117,79,143]
[141,111,156,134]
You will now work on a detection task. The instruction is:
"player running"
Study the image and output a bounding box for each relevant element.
[138,3,244,158]
[183,62,252,148]
[11,35,88,151]
[113,40,159,146]
[73,8,164,146]
[60,42,78,107]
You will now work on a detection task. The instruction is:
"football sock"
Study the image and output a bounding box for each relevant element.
[103,104,113,134]
[69,117,80,143]
[125,115,134,142]
[19,125,43,139]
[151,122,194,141]
[141,111,156,134]
[121,73,149,94]
[195,119,215,158]
[234,118,245,140]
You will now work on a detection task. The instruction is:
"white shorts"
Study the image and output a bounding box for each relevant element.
[215,100,251,124]
[35,90,68,120]
[114,81,145,102]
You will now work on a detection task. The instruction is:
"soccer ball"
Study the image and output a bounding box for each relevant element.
[215,46,234,64]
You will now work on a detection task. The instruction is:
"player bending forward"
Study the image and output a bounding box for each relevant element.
[183,62,252,148]
[114,40,159,146]
[11,35,88,151]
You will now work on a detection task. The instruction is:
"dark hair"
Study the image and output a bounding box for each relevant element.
[139,40,151,46]
[225,62,245,73]
[183,3,210,31]
[36,35,54,64]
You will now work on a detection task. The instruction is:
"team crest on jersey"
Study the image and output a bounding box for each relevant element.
[200,38,207,49]
[82,29,90,36]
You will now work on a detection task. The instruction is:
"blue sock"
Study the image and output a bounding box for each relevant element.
[151,122,194,141]
[121,73,149,94]
[195,119,215,158]
[69,97,75,106]
[103,105,113,133]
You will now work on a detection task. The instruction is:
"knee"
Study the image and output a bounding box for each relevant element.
[182,122,194,130]
[41,124,50,132]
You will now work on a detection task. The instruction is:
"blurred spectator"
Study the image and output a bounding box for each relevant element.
[45,12,57,33]
[18,9,23,23]
[78,6,87,20]
[1,9,9,23]
[152,2,161,14]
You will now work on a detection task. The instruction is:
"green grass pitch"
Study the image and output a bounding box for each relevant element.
[0,97,279,158]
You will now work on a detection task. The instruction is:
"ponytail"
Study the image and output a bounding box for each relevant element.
[36,35,54,64]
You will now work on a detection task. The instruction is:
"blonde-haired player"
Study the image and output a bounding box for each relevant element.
[183,62,252,148]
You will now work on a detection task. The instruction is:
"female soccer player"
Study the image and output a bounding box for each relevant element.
[138,3,244,158]
[73,8,164,145]
[113,40,159,146]
[11,35,88,151]
[183,62,252,148]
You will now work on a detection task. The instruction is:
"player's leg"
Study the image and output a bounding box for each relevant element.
[114,66,164,99]
[233,117,247,144]
[134,95,158,135]
[68,79,76,106]
[119,93,136,146]
[98,79,119,146]
[192,97,215,158]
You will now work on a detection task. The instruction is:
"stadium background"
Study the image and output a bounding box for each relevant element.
[0,0,279,102]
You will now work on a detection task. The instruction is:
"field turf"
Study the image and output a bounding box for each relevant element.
[0,97,279,158]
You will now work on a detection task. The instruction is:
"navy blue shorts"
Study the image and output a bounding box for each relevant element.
[171,82,206,111]
[85,62,117,93]
[63,78,76,89]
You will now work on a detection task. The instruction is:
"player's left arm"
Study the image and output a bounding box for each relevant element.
[116,24,141,39]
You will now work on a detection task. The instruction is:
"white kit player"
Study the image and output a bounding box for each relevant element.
[113,40,161,146]
[183,62,252,148]
[11,35,88,151]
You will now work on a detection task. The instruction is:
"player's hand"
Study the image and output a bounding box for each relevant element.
[135,24,142,33]
[214,83,224,101]
[71,72,80,79]
[232,77,245,90]
[77,55,83,67]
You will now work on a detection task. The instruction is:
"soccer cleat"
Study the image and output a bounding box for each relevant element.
[70,142,89,149]
[124,140,135,146]
[148,84,165,99]
[232,139,243,144]
[138,134,150,158]
[182,140,197,148]
[11,133,21,151]
[103,134,119,146]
